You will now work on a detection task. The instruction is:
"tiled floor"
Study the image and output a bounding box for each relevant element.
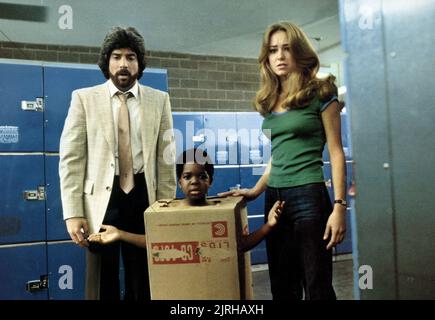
[251,254,354,300]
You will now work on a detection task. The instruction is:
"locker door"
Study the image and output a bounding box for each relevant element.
[139,68,168,92]
[47,242,86,300]
[0,243,48,300]
[45,155,67,241]
[0,155,46,244]
[172,112,204,160]
[236,112,271,165]
[43,65,105,152]
[239,165,266,216]
[0,62,43,152]
[203,112,238,165]
[207,166,240,197]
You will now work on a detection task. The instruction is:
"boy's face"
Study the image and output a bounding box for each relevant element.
[178,163,211,205]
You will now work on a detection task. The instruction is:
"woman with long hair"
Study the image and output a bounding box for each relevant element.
[220,21,346,300]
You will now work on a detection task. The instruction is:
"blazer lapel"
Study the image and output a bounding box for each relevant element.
[94,85,116,156]
[139,85,157,168]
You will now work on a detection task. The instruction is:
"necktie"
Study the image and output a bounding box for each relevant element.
[117,92,134,194]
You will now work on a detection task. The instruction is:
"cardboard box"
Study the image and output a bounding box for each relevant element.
[144,196,253,300]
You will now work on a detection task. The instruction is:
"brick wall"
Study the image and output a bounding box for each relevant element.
[0,41,260,112]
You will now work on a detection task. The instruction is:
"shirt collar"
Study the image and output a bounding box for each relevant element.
[107,79,139,99]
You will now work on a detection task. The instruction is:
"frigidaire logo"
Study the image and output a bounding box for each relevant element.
[212,221,228,238]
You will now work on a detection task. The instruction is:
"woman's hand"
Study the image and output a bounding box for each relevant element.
[87,224,122,245]
[323,208,346,250]
[218,188,260,201]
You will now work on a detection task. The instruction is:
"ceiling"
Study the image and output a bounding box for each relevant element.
[0,0,344,64]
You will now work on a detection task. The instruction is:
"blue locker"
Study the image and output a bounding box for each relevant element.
[203,112,238,165]
[236,112,271,165]
[207,166,240,196]
[0,155,46,244]
[239,165,267,216]
[45,155,68,241]
[140,68,168,92]
[47,242,86,300]
[248,217,267,264]
[172,112,204,160]
[0,243,48,299]
[0,61,44,152]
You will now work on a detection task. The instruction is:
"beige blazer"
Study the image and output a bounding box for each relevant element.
[59,83,176,299]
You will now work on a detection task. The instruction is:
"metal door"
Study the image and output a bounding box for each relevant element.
[0,155,46,244]
[203,112,238,165]
[47,242,86,300]
[0,243,48,300]
[0,60,43,152]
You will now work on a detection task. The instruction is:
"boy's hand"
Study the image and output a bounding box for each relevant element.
[267,200,285,228]
[87,224,121,245]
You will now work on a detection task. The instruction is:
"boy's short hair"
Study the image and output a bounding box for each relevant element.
[176,148,214,183]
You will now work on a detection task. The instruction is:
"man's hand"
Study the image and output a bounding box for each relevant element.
[66,217,89,247]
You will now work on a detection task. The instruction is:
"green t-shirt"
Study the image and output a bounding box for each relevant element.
[262,96,337,188]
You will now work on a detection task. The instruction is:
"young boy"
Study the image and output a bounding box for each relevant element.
[88,148,284,252]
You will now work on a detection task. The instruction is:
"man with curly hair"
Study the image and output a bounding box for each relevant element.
[59,27,176,300]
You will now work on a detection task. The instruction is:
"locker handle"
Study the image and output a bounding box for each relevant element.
[26,275,48,292]
[23,186,46,201]
[192,134,206,143]
[21,97,44,112]
[229,184,241,191]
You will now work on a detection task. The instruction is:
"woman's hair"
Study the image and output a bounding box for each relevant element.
[98,27,147,80]
[255,21,337,115]
[176,148,214,183]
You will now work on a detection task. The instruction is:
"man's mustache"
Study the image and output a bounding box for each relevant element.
[116,70,131,76]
